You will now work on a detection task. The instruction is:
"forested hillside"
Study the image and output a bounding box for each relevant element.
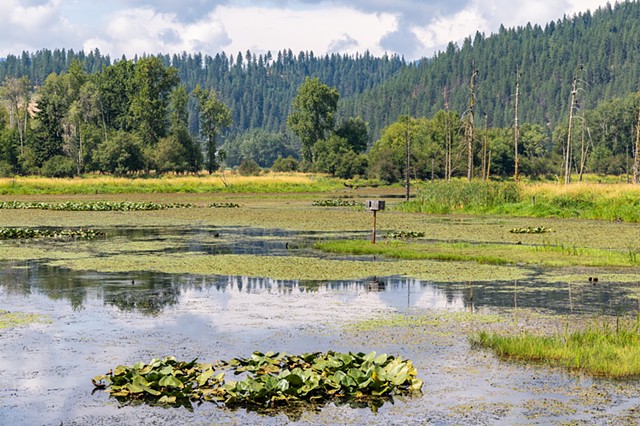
[1,1,638,138]
[0,1,639,180]
[0,49,406,138]
[342,1,640,137]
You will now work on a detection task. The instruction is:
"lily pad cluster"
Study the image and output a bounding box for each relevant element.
[207,202,240,208]
[0,227,105,240]
[509,226,554,234]
[312,199,361,207]
[92,351,423,413]
[0,201,196,211]
[386,230,426,240]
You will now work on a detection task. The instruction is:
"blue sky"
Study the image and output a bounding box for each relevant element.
[0,0,612,60]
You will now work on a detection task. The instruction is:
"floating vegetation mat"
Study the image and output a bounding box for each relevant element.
[312,199,361,207]
[207,202,240,208]
[0,201,196,211]
[386,230,425,239]
[92,351,422,413]
[0,310,50,329]
[509,226,554,234]
[0,227,105,240]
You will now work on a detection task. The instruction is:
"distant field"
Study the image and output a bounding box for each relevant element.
[0,173,343,195]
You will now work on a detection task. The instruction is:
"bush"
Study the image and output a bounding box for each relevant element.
[41,155,76,178]
[237,159,262,176]
[271,156,299,172]
[0,160,14,177]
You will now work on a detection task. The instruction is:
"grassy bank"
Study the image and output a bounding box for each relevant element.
[315,239,640,268]
[0,173,342,195]
[471,317,640,378]
[399,180,640,223]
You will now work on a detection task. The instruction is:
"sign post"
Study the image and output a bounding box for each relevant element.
[365,200,385,244]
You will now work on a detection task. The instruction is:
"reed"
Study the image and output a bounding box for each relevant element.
[399,179,520,214]
[399,180,640,222]
[471,316,640,378]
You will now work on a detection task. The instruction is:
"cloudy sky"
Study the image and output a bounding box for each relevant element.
[0,0,613,61]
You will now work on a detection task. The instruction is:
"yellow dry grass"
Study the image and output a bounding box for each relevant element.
[522,181,640,200]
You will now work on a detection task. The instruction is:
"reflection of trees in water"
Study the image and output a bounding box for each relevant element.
[25,264,88,310]
[3,257,639,317]
[0,261,33,297]
[103,273,182,315]
[448,280,639,316]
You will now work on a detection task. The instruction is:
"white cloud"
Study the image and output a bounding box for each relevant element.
[414,8,490,55]
[0,0,619,61]
[83,7,231,57]
[0,0,79,56]
[212,5,397,57]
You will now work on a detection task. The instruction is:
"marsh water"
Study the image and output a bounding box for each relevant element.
[2,226,640,425]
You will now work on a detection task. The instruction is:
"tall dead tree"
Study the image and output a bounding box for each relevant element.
[443,86,452,181]
[405,113,411,201]
[482,113,488,180]
[634,95,640,184]
[564,75,579,185]
[467,65,478,181]
[514,70,521,181]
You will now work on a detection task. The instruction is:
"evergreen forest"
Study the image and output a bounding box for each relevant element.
[0,0,639,181]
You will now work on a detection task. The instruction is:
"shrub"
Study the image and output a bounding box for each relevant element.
[271,156,299,172]
[237,159,262,176]
[0,160,14,177]
[41,155,76,178]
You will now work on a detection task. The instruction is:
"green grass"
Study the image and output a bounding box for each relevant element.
[471,317,640,378]
[0,174,342,195]
[315,239,640,268]
[398,180,640,223]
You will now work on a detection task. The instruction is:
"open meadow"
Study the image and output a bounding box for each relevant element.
[2,175,640,424]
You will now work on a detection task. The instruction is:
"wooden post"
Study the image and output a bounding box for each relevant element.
[371,210,377,244]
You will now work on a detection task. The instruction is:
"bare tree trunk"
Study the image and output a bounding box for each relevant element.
[444,86,452,181]
[405,114,411,202]
[565,76,578,185]
[579,121,587,182]
[482,113,488,180]
[634,96,640,184]
[514,70,520,181]
[467,65,478,181]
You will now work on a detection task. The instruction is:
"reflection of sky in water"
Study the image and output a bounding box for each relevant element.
[2,225,640,424]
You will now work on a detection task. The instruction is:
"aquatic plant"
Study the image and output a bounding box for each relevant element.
[208,202,240,208]
[471,316,640,378]
[0,310,50,329]
[92,351,423,412]
[0,201,183,211]
[509,226,554,234]
[0,227,105,240]
[399,180,521,214]
[312,199,361,207]
[386,230,425,239]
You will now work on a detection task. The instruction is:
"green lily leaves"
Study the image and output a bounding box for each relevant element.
[0,227,105,240]
[386,230,426,239]
[312,199,361,207]
[0,201,173,211]
[92,351,423,413]
[509,226,554,234]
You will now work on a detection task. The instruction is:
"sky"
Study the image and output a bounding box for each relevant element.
[0,0,614,61]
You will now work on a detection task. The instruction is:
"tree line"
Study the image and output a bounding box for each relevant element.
[1,1,640,180]
[0,57,231,176]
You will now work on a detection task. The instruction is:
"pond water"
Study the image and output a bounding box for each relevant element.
[1,226,640,425]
